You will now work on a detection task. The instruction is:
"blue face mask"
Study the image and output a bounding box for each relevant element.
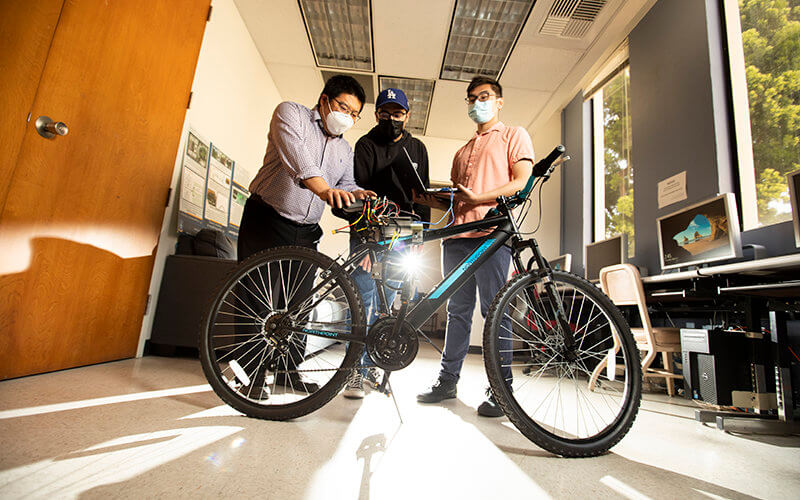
[468,100,496,124]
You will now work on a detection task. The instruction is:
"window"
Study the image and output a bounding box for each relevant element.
[591,65,634,257]
[725,0,800,229]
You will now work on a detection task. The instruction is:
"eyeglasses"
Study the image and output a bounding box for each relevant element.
[376,110,408,120]
[331,97,361,121]
[465,91,498,104]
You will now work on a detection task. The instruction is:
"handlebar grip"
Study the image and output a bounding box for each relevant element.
[331,199,366,220]
[514,145,565,201]
[532,145,565,176]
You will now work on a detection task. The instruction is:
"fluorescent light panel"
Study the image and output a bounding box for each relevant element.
[300,0,374,71]
[378,76,435,136]
[441,0,535,82]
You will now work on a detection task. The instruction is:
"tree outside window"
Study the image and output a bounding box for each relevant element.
[737,0,800,226]
[593,67,634,257]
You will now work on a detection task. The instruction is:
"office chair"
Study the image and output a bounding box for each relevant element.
[592,264,683,396]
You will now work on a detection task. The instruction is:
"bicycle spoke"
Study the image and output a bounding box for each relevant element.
[485,271,640,456]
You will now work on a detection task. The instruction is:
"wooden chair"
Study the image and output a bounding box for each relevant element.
[595,264,683,396]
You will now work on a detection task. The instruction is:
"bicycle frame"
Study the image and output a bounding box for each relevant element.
[286,145,572,349]
[286,208,574,351]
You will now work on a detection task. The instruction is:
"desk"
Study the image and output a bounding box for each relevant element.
[639,253,800,433]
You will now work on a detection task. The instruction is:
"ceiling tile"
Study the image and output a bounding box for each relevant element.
[501,43,583,91]
[372,0,454,79]
[234,0,316,66]
[424,80,476,140]
[265,63,324,107]
[498,86,551,130]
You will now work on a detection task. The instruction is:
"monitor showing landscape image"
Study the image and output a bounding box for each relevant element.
[657,193,742,270]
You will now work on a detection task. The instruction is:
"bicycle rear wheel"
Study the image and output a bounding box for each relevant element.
[483,270,641,457]
[199,246,365,420]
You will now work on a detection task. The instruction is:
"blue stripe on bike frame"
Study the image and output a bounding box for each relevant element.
[377,236,412,245]
[429,239,496,299]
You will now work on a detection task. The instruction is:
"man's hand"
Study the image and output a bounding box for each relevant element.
[322,188,356,208]
[352,189,377,200]
[359,254,372,272]
[454,183,485,205]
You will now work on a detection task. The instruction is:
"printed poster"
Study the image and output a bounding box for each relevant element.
[204,143,233,230]
[227,185,249,239]
[177,130,209,234]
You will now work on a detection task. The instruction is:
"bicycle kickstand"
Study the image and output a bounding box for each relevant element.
[378,371,403,424]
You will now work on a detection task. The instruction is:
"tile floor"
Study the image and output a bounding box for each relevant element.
[0,346,798,499]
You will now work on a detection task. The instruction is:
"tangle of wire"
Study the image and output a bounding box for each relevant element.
[333,197,401,234]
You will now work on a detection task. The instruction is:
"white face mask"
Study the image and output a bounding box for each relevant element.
[324,99,354,136]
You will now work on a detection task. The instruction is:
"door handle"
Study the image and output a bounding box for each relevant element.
[35,116,69,139]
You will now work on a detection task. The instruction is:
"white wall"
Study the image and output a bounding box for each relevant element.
[526,111,564,261]
[137,0,283,354]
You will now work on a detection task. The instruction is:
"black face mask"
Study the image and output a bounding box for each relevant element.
[377,118,404,141]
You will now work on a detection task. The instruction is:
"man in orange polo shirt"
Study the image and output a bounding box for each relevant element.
[417,76,534,417]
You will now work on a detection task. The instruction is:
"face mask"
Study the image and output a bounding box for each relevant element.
[324,99,354,136]
[468,100,496,124]
[377,118,404,141]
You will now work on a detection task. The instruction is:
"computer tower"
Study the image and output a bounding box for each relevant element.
[680,329,769,405]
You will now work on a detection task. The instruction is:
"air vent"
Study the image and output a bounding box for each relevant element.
[540,0,607,39]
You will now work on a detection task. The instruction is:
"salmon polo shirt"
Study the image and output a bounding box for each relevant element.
[450,121,535,238]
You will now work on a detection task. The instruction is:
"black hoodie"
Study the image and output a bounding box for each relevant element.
[353,127,431,224]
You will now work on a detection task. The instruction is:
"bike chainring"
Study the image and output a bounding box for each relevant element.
[365,318,419,371]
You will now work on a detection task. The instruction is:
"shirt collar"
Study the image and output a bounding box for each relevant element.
[312,106,341,138]
[474,121,505,138]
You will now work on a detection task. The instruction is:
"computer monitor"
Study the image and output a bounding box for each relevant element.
[548,253,572,272]
[787,169,800,248]
[657,193,742,271]
[585,234,626,282]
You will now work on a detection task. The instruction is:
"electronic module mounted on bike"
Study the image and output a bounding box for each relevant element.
[199,145,642,458]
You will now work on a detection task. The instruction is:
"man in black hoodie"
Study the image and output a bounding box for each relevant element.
[343,88,431,398]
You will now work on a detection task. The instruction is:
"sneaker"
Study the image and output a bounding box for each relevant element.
[343,371,365,399]
[477,389,505,418]
[417,377,457,403]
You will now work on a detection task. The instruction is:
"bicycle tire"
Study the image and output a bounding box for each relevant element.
[483,270,642,457]
[199,246,365,420]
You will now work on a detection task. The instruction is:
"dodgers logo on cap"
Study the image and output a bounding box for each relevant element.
[376,88,409,111]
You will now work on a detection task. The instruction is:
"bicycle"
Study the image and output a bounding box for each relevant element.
[199,145,642,457]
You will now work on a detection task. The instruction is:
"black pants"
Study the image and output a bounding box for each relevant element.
[238,195,323,261]
[236,195,323,372]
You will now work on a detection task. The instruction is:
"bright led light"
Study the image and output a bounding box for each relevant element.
[399,251,423,275]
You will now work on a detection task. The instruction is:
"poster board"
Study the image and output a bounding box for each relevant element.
[204,143,233,231]
[177,129,209,234]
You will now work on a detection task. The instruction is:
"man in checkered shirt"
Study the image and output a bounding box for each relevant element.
[239,75,375,392]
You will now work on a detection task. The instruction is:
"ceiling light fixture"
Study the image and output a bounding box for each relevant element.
[378,76,435,136]
[299,0,374,72]
[440,0,536,82]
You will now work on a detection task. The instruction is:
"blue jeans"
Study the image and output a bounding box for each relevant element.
[350,242,402,375]
[439,237,513,384]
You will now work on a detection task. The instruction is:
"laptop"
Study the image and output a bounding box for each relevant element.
[394,147,459,197]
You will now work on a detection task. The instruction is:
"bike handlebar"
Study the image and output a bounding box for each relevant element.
[517,144,565,200]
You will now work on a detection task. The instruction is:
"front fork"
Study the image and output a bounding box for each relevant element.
[511,236,577,355]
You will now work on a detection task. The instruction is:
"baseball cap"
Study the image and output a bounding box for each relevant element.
[375,88,409,111]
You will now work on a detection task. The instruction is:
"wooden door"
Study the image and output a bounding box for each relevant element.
[0,0,210,379]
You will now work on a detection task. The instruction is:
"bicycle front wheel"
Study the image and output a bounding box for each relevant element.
[483,270,641,457]
[199,246,365,420]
